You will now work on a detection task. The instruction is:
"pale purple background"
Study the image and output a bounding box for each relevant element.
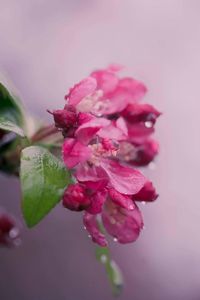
[0,0,200,299]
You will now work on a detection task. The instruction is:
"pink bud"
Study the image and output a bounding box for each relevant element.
[62,184,91,211]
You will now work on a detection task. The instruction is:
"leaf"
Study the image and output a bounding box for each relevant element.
[20,146,71,227]
[96,246,123,296]
[0,82,25,135]
[0,116,25,136]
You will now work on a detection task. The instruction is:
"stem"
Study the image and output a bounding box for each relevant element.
[31,124,59,143]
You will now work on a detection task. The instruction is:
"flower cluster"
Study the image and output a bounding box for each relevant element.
[51,65,160,247]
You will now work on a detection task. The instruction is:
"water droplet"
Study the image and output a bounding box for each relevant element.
[145,121,153,128]
[88,234,91,239]
[129,204,135,210]
[100,255,107,264]
[83,226,86,230]
[9,228,19,239]
[141,201,146,206]
[113,237,118,242]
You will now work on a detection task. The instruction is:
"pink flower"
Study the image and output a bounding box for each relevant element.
[0,211,20,247]
[51,64,160,247]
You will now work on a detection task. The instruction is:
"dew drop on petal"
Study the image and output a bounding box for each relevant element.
[9,227,19,239]
[145,121,153,128]
[141,201,146,206]
[113,237,118,242]
[88,234,91,238]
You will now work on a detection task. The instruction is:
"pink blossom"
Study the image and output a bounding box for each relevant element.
[0,211,20,247]
[51,64,160,247]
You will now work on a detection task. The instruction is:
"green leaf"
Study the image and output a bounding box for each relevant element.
[0,82,25,135]
[0,116,25,136]
[20,146,71,227]
[96,246,123,296]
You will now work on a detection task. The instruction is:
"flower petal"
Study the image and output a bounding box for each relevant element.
[132,181,158,202]
[66,77,97,106]
[108,188,135,210]
[102,200,143,244]
[121,103,161,124]
[83,212,108,247]
[62,138,92,168]
[101,159,146,195]
[86,190,107,214]
[76,164,108,189]
[91,69,119,94]
[75,117,110,144]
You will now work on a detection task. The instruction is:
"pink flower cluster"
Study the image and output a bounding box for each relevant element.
[52,65,160,247]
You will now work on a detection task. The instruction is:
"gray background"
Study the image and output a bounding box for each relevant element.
[0,0,200,299]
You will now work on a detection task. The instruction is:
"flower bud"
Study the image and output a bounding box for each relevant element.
[62,183,91,211]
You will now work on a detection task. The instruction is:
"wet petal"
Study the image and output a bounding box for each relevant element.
[75,117,110,144]
[132,181,158,202]
[83,212,108,247]
[108,188,135,210]
[76,164,108,190]
[91,69,119,94]
[102,200,143,244]
[86,190,107,214]
[62,138,92,168]
[101,159,146,195]
[66,77,97,106]
[121,103,161,124]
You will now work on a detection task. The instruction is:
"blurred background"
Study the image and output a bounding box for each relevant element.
[0,0,200,299]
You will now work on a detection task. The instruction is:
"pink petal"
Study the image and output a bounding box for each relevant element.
[107,64,124,73]
[62,138,92,168]
[101,159,146,195]
[76,164,108,189]
[66,77,97,106]
[127,123,155,144]
[118,77,147,100]
[102,200,143,244]
[75,117,110,144]
[129,139,159,166]
[83,212,108,247]
[91,69,119,94]
[132,181,158,202]
[86,190,107,214]
[108,188,135,210]
[121,103,161,124]
[98,118,128,141]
